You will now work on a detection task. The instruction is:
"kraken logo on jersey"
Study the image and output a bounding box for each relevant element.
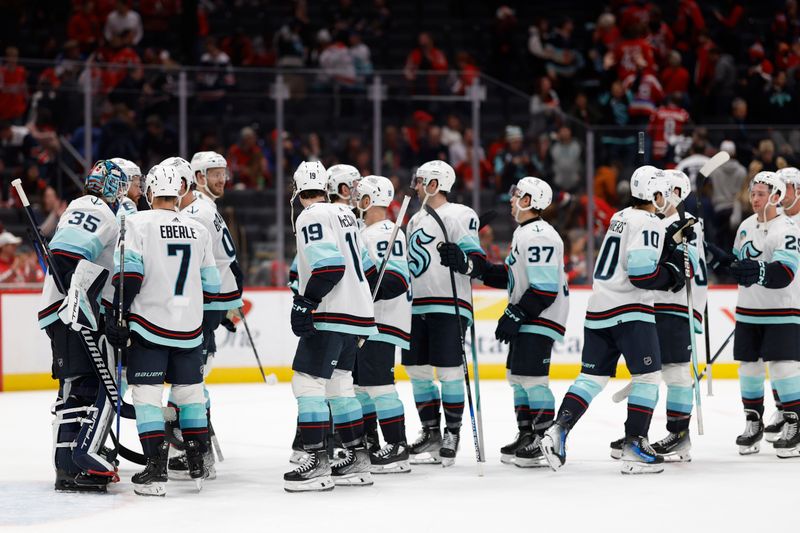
[740,241,763,259]
[408,228,436,277]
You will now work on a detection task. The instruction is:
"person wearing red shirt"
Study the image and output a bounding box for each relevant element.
[0,47,28,123]
[674,0,706,52]
[454,147,492,191]
[0,231,23,285]
[404,32,448,94]
[227,126,269,189]
[646,6,674,65]
[609,28,655,80]
[648,94,691,164]
[660,50,689,96]
[67,1,101,51]
[623,67,664,123]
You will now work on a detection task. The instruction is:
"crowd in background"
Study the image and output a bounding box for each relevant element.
[2,0,800,285]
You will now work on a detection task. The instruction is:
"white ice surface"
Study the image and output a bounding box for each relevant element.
[0,380,795,533]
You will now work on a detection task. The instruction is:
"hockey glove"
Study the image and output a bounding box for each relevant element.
[291,295,318,338]
[495,304,527,344]
[730,259,762,287]
[221,317,237,332]
[105,318,129,349]
[705,241,736,274]
[661,256,686,293]
[438,242,471,275]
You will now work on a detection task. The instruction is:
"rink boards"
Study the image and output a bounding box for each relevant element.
[0,287,740,391]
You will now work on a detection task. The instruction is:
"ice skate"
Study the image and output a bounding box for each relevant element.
[609,437,624,460]
[651,430,692,462]
[132,442,169,497]
[514,436,548,468]
[774,412,800,458]
[764,410,786,443]
[364,423,381,454]
[184,440,207,491]
[540,421,568,471]
[284,450,334,493]
[55,469,110,493]
[331,446,374,486]
[500,429,535,465]
[439,428,460,467]
[370,442,411,474]
[289,427,309,464]
[620,436,664,475]
[736,409,764,455]
[409,426,442,464]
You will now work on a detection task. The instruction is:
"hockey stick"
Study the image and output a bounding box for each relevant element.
[11,179,141,462]
[468,324,486,463]
[694,151,730,396]
[238,308,269,383]
[357,195,411,348]
[115,215,126,444]
[677,203,704,435]
[698,328,735,381]
[424,204,484,476]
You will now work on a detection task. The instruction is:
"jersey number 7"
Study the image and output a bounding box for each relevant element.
[167,244,191,295]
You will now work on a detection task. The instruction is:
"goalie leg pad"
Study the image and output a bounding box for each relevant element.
[72,375,117,476]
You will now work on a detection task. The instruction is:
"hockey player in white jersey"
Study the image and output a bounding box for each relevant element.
[761,166,800,442]
[40,160,125,492]
[475,177,569,467]
[289,163,361,463]
[406,160,487,466]
[540,166,688,474]
[191,151,229,202]
[284,161,379,492]
[354,175,413,473]
[105,165,221,495]
[110,158,143,220]
[706,171,800,457]
[609,169,707,462]
[161,152,243,479]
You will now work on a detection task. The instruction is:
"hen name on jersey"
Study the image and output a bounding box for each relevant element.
[338,213,357,228]
[160,224,198,240]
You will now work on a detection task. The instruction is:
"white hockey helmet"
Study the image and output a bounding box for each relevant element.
[160,156,194,196]
[148,164,181,200]
[293,161,328,196]
[191,151,228,181]
[777,166,800,210]
[751,170,786,205]
[326,164,360,201]
[512,176,553,211]
[356,175,394,214]
[109,157,142,195]
[630,165,671,212]
[415,160,456,194]
[667,169,691,205]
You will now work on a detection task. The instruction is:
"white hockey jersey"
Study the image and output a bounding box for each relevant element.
[181,192,242,311]
[361,219,412,349]
[654,213,708,333]
[406,202,485,323]
[116,197,138,223]
[118,209,220,348]
[295,202,377,337]
[38,196,119,329]
[586,207,665,329]
[733,213,800,324]
[505,218,569,341]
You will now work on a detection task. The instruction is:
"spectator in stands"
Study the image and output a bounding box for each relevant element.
[197,37,235,115]
[647,5,674,65]
[402,110,433,163]
[589,13,620,73]
[489,6,518,85]
[660,50,690,101]
[40,185,67,239]
[451,52,480,96]
[139,114,177,169]
[545,17,584,82]
[565,229,588,285]
[673,0,706,54]
[0,231,24,284]
[711,140,747,252]
[418,125,448,165]
[597,79,636,171]
[0,47,29,124]
[705,45,737,120]
[531,132,553,180]
[227,126,268,189]
[68,1,101,52]
[713,0,745,58]
[450,128,485,169]
[607,22,655,80]
[529,76,561,137]
[623,62,664,126]
[104,0,143,47]
[317,30,356,89]
[99,104,138,162]
[0,121,38,187]
[381,125,405,175]
[404,32,448,94]
[765,70,799,125]
[648,93,691,166]
[349,32,373,82]
[527,17,551,79]
[479,225,503,264]
[441,114,464,160]
[567,92,601,138]
[550,125,582,193]
[455,145,492,192]
[749,138,786,175]
[494,125,534,192]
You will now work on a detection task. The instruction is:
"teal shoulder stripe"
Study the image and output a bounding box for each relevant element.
[201,266,221,293]
[52,226,104,261]
[306,242,345,270]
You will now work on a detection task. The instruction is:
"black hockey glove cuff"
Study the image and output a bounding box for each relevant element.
[291,295,318,338]
[495,304,527,344]
[480,263,509,289]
